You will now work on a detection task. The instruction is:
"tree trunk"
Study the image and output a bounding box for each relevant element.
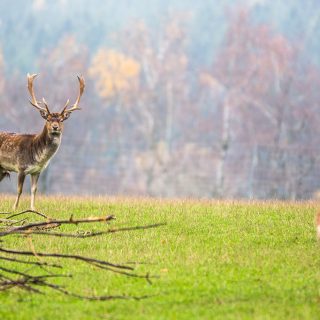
[216,96,231,198]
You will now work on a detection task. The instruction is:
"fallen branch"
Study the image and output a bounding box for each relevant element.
[5,210,48,220]
[36,281,153,301]
[0,266,71,280]
[13,222,166,238]
[0,215,115,236]
[0,247,133,271]
[0,255,62,268]
[0,210,164,300]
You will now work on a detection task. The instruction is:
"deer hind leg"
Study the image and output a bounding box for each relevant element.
[13,172,26,210]
[30,173,40,210]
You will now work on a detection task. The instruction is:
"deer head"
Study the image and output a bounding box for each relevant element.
[27,73,85,136]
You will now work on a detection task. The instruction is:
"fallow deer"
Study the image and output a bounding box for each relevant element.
[0,74,85,210]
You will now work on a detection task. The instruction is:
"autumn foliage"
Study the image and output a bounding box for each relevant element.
[0,6,320,199]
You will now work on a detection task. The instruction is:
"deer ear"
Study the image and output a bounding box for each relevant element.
[39,110,49,120]
[61,111,71,122]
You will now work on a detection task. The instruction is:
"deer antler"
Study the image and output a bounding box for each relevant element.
[61,75,85,114]
[27,74,50,114]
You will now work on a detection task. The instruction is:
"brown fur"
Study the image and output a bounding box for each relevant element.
[0,116,63,173]
[0,117,64,210]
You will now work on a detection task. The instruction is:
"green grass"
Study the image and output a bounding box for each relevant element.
[0,195,320,319]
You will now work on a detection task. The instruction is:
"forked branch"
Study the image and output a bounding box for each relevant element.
[0,210,164,301]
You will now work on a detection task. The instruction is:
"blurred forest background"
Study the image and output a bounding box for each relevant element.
[0,0,320,199]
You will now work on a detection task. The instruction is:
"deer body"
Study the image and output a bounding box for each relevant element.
[0,74,85,210]
[0,130,60,174]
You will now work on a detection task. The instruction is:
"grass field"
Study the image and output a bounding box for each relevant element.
[0,195,320,320]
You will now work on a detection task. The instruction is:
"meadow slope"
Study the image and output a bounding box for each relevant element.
[0,195,319,320]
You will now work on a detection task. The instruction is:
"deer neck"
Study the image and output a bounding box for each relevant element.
[32,125,62,162]
[38,125,62,144]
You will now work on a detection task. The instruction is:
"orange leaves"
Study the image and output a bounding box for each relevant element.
[216,9,294,97]
[89,49,140,99]
[199,73,223,92]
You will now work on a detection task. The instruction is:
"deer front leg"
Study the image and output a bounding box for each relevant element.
[31,173,40,210]
[13,172,26,210]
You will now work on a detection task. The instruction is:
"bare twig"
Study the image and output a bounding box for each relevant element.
[0,248,133,271]
[0,255,62,268]
[6,210,48,220]
[88,261,157,283]
[13,222,166,238]
[0,215,115,236]
[35,280,153,301]
[0,266,70,280]
[5,218,29,226]
[0,273,44,294]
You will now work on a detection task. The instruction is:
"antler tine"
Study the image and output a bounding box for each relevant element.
[61,75,85,114]
[60,99,70,114]
[42,98,51,114]
[27,73,50,113]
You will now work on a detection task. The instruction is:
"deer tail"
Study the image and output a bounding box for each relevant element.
[0,171,10,182]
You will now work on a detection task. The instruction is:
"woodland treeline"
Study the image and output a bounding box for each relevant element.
[0,0,320,199]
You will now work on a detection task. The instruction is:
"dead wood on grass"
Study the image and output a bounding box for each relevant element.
[0,209,164,301]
